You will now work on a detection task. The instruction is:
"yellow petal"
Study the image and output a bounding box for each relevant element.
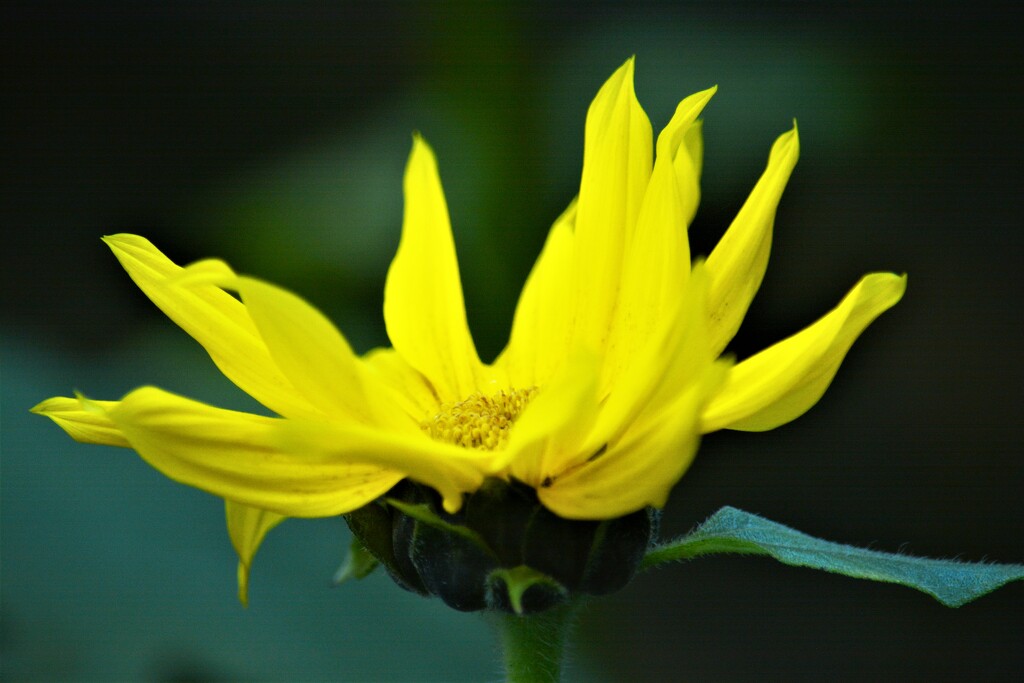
[232,274,409,430]
[104,387,401,517]
[361,346,439,426]
[571,57,653,354]
[383,136,483,402]
[540,362,726,520]
[168,257,237,288]
[226,500,285,607]
[103,235,317,420]
[683,118,705,184]
[495,200,577,388]
[673,124,702,230]
[602,161,685,396]
[656,86,715,228]
[602,92,713,395]
[276,419,495,514]
[705,124,800,355]
[505,351,601,487]
[173,260,413,432]
[701,272,907,432]
[31,395,129,447]
[598,263,718,448]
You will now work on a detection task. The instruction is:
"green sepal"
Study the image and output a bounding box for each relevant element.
[487,565,569,615]
[333,537,379,584]
[644,506,1024,607]
[385,497,494,555]
[578,510,657,595]
[363,480,656,613]
[409,509,498,611]
[343,501,428,595]
[464,478,538,566]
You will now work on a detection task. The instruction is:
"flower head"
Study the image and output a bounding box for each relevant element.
[34,59,906,607]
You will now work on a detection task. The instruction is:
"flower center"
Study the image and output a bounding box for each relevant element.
[422,387,538,450]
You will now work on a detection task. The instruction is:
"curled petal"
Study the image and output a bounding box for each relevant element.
[103,235,317,420]
[175,260,414,432]
[702,272,907,432]
[31,395,129,447]
[541,362,726,520]
[103,387,402,517]
[554,266,725,519]
[603,103,708,394]
[599,263,720,447]
[383,135,483,402]
[609,147,688,363]
[505,351,601,487]
[656,86,715,228]
[232,274,373,423]
[275,418,496,514]
[226,501,285,607]
[705,125,800,355]
[683,119,705,185]
[361,347,439,426]
[571,57,653,354]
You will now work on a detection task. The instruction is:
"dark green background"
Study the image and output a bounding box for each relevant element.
[3,2,1021,680]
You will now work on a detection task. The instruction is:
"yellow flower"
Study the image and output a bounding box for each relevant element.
[33,59,905,605]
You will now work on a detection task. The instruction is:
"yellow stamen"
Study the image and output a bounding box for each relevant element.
[423,387,538,450]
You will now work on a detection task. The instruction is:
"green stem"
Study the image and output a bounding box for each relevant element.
[492,604,575,682]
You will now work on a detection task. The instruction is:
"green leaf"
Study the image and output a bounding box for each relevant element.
[643,506,1024,607]
[333,537,380,585]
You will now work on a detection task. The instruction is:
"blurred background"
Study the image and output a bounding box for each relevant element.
[3,1,1022,680]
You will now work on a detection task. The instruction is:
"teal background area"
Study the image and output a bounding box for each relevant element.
[3,2,1022,680]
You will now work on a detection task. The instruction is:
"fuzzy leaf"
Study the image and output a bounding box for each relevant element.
[644,506,1023,607]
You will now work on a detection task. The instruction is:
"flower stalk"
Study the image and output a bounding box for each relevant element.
[492,603,575,683]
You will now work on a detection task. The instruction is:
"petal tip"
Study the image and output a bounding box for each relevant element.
[101,233,144,250]
[406,133,438,174]
[101,234,162,265]
[237,562,251,608]
[409,130,430,150]
[693,84,719,107]
[31,392,96,416]
[608,56,638,92]
[100,233,124,253]
[781,123,800,149]
[869,271,909,305]
[29,398,55,415]
[768,124,800,169]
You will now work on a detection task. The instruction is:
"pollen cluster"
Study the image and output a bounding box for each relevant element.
[422,387,538,450]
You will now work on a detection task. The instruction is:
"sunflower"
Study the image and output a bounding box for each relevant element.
[34,59,905,606]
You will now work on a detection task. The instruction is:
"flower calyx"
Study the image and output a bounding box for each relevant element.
[343,478,658,614]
